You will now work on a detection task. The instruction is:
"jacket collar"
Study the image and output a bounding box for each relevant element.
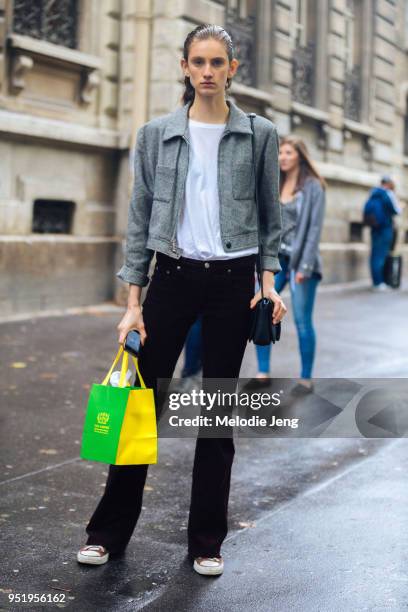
[163,99,253,141]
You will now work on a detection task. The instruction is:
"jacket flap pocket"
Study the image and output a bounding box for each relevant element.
[154,165,176,202]
[232,162,254,200]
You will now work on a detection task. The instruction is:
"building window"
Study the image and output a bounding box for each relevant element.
[32,200,75,234]
[350,222,363,242]
[291,0,317,106]
[225,0,257,87]
[13,0,78,49]
[293,0,308,47]
[344,0,362,122]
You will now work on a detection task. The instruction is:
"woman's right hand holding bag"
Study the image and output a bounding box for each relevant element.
[117,284,148,346]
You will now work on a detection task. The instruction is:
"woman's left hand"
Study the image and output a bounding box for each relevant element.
[295,272,306,283]
[250,271,287,324]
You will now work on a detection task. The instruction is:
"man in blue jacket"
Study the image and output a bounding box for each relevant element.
[364,176,401,290]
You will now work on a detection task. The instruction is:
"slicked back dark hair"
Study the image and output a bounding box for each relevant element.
[182,24,234,105]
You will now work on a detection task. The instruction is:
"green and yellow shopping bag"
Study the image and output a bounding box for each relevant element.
[80,346,157,465]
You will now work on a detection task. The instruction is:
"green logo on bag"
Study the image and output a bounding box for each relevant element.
[94,411,110,435]
[97,412,110,425]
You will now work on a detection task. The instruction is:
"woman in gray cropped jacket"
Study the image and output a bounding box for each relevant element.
[78,24,286,576]
[252,135,326,393]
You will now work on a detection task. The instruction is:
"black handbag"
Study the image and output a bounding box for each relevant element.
[247,113,282,346]
[384,252,402,289]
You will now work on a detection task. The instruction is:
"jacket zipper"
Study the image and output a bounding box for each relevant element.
[217,129,229,247]
[170,135,190,255]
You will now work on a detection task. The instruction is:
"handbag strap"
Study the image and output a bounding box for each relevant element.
[248,112,264,299]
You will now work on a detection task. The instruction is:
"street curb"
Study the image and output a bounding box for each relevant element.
[0,302,123,325]
[0,280,407,324]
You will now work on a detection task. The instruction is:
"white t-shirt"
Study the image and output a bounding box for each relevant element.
[176,118,258,260]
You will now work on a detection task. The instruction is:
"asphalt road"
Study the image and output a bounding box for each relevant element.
[0,283,407,611]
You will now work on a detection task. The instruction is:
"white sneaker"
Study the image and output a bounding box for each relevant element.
[372,283,389,292]
[77,545,109,565]
[193,556,224,576]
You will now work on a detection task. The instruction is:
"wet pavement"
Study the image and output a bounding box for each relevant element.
[0,283,407,611]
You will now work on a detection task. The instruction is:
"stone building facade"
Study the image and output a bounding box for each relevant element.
[0,0,141,315]
[0,0,407,317]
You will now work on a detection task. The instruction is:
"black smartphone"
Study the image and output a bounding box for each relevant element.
[124,330,141,357]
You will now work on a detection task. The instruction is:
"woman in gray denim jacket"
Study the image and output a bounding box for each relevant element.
[252,135,326,393]
[78,24,286,576]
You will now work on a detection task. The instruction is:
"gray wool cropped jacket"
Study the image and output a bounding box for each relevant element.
[288,177,326,280]
[117,100,282,287]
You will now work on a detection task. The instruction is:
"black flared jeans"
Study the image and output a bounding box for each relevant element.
[85,252,256,558]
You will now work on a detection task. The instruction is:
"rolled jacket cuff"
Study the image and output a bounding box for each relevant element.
[298,261,314,278]
[261,255,281,274]
[116,265,149,287]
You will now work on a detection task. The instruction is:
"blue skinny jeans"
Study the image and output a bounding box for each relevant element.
[256,254,320,379]
[181,317,203,378]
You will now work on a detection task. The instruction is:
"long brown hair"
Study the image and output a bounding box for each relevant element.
[181,24,234,105]
[279,135,327,195]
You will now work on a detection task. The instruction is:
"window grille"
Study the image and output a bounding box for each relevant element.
[13,0,78,49]
[32,200,75,234]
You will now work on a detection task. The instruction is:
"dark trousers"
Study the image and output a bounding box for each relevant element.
[85,252,256,558]
[370,225,393,286]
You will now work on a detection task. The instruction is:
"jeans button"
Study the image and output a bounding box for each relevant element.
[176,266,181,270]
[166,270,170,274]
[204,262,210,269]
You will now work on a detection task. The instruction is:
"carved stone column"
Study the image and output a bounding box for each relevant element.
[360,0,373,124]
[254,0,273,92]
[315,0,328,111]
[0,0,7,92]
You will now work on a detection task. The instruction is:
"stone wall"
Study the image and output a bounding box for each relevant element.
[0,236,120,316]
[135,0,408,287]
[1,0,407,317]
[0,0,132,316]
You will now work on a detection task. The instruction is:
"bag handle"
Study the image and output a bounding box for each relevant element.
[102,345,123,386]
[101,345,147,389]
[247,112,264,299]
[131,353,147,389]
